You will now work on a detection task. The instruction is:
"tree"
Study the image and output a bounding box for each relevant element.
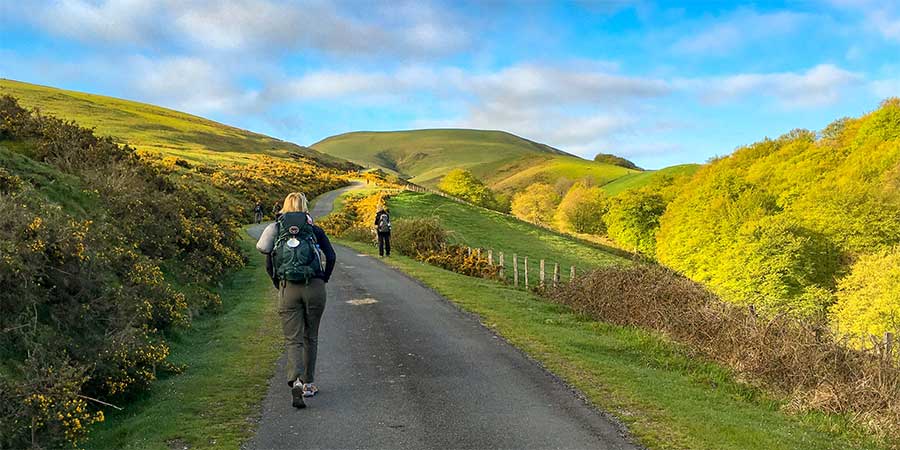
[593,153,641,170]
[511,183,560,225]
[604,188,666,256]
[438,169,497,208]
[556,182,608,234]
[830,247,900,344]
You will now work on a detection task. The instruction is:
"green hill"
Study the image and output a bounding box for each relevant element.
[0,78,352,168]
[601,163,701,196]
[312,129,639,191]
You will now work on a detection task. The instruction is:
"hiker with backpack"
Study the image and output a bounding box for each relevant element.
[254,202,263,224]
[374,205,391,257]
[256,192,336,409]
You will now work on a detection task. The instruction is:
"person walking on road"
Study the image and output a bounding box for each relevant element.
[253,202,263,224]
[257,192,336,409]
[375,205,391,257]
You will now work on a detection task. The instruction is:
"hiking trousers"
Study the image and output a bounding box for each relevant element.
[377,232,391,256]
[279,278,327,386]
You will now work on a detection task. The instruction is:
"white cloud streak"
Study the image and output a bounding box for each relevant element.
[673,9,810,54]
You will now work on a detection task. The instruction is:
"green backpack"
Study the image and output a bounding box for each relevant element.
[273,212,322,284]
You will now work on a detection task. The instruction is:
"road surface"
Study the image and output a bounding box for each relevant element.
[245,183,637,450]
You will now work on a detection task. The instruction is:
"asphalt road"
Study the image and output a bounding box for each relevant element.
[245,183,637,450]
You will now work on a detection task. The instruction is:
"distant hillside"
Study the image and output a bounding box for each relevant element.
[601,164,700,196]
[312,129,638,191]
[0,79,353,169]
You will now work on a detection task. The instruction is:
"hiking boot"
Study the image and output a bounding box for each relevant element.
[291,379,306,409]
[302,383,318,398]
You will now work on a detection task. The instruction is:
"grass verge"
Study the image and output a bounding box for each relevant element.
[85,232,281,450]
[388,191,627,273]
[336,238,886,450]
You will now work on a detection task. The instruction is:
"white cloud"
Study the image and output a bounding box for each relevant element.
[31,0,163,45]
[19,0,471,57]
[690,64,864,108]
[673,9,809,54]
[130,56,259,114]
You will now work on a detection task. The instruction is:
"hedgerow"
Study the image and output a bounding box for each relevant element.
[0,95,347,448]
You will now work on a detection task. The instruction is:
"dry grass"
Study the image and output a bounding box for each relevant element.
[546,264,900,443]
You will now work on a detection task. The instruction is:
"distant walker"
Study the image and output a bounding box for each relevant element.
[375,205,391,257]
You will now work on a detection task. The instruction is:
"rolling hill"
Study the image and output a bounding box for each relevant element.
[600,163,701,196]
[0,78,352,169]
[311,129,640,191]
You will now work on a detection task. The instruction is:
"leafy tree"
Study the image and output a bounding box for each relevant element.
[604,188,666,256]
[556,182,609,234]
[438,168,498,209]
[830,247,900,344]
[594,152,641,170]
[511,183,560,225]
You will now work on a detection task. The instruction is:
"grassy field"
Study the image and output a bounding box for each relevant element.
[312,128,640,191]
[387,191,628,278]
[85,233,281,450]
[601,163,701,196]
[337,238,883,450]
[0,78,348,168]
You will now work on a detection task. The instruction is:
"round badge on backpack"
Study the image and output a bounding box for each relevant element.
[287,237,300,248]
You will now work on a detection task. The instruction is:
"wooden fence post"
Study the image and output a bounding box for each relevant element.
[570,265,576,281]
[467,246,472,256]
[553,263,559,287]
[499,252,505,279]
[539,259,545,287]
[513,254,519,288]
[488,249,493,266]
[524,256,529,289]
[476,248,481,259]
[886,332,895,358]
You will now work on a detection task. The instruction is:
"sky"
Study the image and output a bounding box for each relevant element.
[1,0,899,169]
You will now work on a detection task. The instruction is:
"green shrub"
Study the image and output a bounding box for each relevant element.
[555,182,608,234]
[510,183,560,225]
[604,188,666,256]
[830,247,900,344]
[391,217,447,256]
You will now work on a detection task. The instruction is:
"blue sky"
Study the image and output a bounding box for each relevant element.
[1,0,899,169]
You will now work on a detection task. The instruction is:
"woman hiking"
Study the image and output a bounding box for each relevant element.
[256,192,336,409]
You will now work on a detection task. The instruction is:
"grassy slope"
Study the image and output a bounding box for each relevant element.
[387,192,627,278]
[601,163,701,196]
[331,188,885,450]
[86,233,281,450]
[339,239,882,450]
[0,78,347,167]
[312,128,639,190]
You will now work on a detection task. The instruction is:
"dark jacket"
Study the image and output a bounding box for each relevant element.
[374,210,391,233]
[257,219,336,284]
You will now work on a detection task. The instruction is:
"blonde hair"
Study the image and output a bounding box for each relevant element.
[280,192,309,214]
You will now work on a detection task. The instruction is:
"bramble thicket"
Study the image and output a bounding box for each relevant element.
[0,95,347,448]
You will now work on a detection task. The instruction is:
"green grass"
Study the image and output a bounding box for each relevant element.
[337,238,887,450]
[0,78,347,168]
[85,233,281,450]
[601,163,701,196]
[387,191,627,277]
[311,128,640,191]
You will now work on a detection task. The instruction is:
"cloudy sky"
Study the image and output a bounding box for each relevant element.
[2,0,898,168]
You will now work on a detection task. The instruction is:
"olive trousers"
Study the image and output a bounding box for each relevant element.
[279,278,327,386]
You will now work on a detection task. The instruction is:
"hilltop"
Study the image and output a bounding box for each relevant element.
[0,79,353,169]
[312,128,639,191]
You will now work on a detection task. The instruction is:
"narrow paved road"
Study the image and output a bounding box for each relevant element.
[245,184,637,450]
